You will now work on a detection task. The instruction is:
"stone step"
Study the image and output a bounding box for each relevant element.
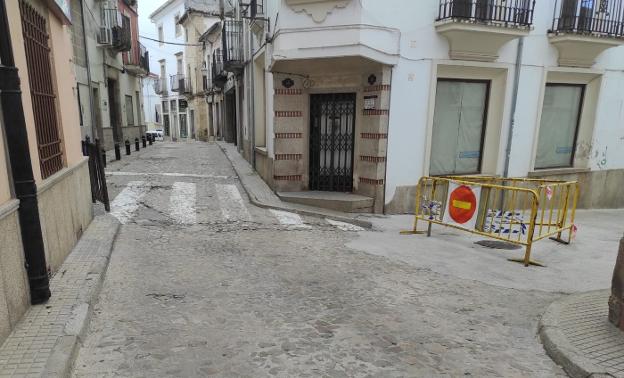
[277,191,374,213]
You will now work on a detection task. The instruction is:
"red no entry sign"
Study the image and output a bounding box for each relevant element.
[448,185,477,224]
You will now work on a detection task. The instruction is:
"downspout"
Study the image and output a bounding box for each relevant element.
[503,37,524,178]
[80,0,98,141]
[0,0,51,304]
[249,21,256,169]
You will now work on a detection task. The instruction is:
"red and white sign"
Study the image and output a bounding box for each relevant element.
[443,183,481,230]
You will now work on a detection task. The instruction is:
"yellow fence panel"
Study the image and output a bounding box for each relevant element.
[402,176,579,267]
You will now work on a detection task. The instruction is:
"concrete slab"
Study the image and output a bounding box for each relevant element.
[347,209,624,293]
[278,191,374,213]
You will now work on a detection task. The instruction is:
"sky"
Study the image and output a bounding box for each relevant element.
[138,0,168,43]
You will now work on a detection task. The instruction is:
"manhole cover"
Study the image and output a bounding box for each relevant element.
[475,240,522,250]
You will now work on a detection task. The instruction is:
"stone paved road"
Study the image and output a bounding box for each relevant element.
[73,142,565,377]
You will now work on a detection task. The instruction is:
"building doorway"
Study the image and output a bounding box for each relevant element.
[309,93,356,192]
[190,109,195,139]
[180,114,188,139]
[225,91,237,145]
[107,79,122,143]
[163,114,170,136]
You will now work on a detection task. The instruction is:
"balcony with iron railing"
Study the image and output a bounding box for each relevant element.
[551,0,624,37]
[212,49,227,88]
[437,0,535,26]
[124,41,149,75]
[98,8,131,52]
[222,20,245,73]
[170,74,191,94]
[153,78,166,95]
[548,0,624,67]
[435,0,535,61]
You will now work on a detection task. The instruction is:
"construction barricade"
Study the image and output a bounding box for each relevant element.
[401,176,579,267]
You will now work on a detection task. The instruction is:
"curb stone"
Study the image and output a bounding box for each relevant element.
[539,290,617,378]
[216,141,374,230]
[42,214,120,377]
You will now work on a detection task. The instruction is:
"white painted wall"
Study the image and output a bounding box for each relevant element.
[264,0,624,205]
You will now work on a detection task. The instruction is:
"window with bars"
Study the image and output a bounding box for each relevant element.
[19,0,64,179]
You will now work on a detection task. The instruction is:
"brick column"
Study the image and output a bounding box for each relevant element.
[355,67,391,213]
[272,77,305,192]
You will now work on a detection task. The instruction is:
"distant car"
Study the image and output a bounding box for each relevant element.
[146,129,164,141]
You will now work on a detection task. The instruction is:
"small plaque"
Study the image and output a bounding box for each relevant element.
[364,95,377,110]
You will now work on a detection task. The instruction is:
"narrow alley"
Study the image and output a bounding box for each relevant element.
[71,142,565,377]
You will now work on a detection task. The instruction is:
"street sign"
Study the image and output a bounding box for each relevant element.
[442,183,481,230]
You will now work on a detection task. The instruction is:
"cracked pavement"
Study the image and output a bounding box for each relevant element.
[72,142,565,377]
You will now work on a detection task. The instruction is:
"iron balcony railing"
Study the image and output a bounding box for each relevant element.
[551,0,624,37]
[170,74,190,93]
[124,41,149,73]
[437,0,536,26]
[250,0,264,19]
[222,19,244,71]
[153,78,166,94]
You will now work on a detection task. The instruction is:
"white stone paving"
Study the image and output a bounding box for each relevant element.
[270,210,312,229]
[215,184,252,222]
[168,182,197,225]
[109,181,149,224]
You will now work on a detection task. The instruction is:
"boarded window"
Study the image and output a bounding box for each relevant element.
[430,80,489,176]
[125,95,134,126]
[19,0,64,179]
[535,84,584,169]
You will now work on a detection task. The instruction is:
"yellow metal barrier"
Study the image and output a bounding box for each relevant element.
[401,176,579,267]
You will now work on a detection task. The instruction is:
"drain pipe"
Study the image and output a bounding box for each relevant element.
[0,1,51,304]
[503,37,524,178]
[80,0,98,141]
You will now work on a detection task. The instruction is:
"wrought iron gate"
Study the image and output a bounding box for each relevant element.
[309,93,356,192]
[83,139,110,212]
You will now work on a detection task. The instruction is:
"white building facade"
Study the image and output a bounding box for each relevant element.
[149,0,221,141]
[216,0,624,214]
[70,0,148,151]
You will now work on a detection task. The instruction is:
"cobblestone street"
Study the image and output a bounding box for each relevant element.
[72,142,566,377]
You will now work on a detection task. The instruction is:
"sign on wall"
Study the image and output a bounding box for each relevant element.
[442,183,481,230]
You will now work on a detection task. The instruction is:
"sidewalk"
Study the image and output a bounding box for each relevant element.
[216,141,374,229]
[540,290,624,378]
[0,214,119,377]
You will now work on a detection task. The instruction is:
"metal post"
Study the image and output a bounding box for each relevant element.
[135,137,140,151]
[0,0,50,304]
[142,135,146,148]
[125,139,131,155]
[114,143,121,160]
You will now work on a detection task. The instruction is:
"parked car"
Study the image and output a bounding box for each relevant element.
[146,129,164,141]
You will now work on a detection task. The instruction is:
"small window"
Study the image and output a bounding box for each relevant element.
[174,14,181,37]
[125,95,134,126]
[535,84,584,169]
[170,99,177,112]
[430,79,489,176]
[158,25,164,46]
[162,100,169,113]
